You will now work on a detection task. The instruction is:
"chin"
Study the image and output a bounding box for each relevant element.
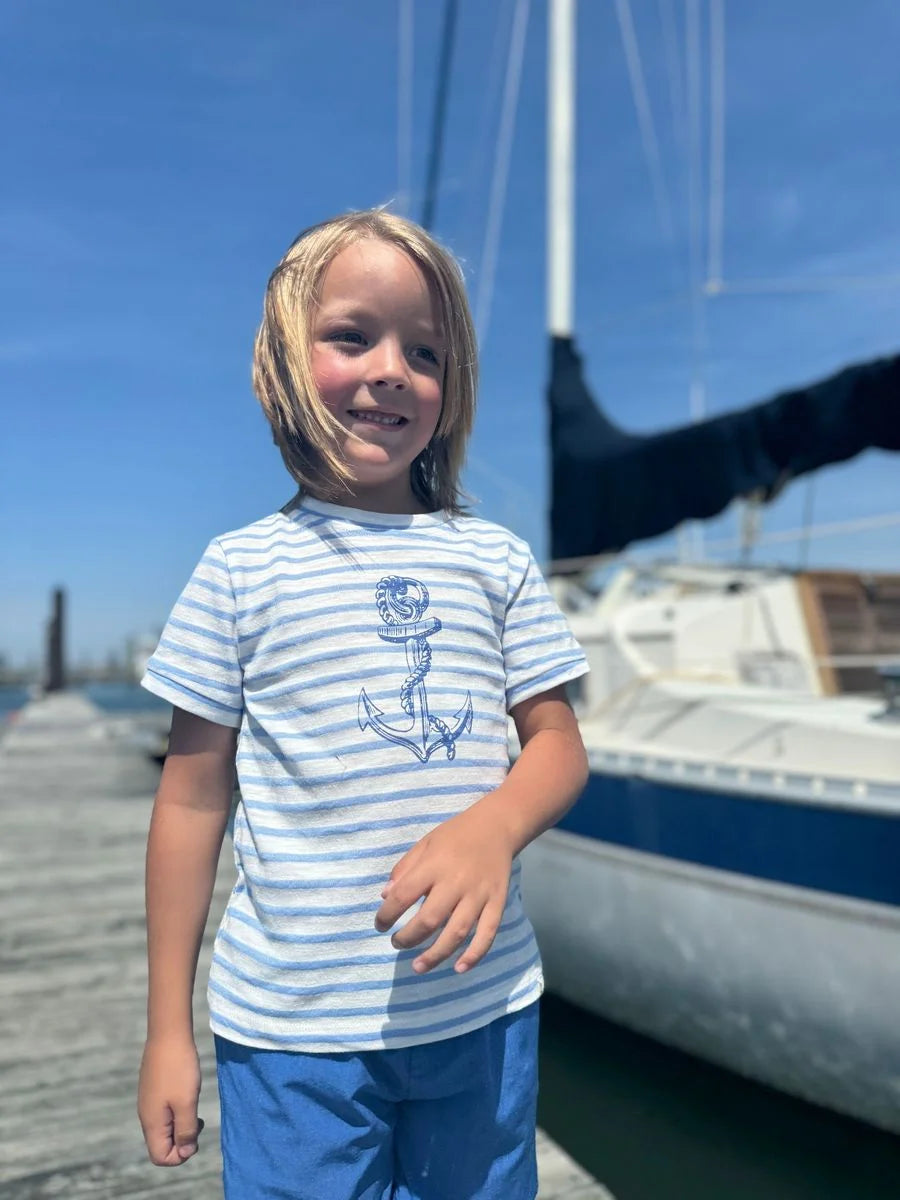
[344,441,422,477]
[345,449,398,476]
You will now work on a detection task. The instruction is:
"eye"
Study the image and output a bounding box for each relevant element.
[328,329,366,348]
[412,345,441,366]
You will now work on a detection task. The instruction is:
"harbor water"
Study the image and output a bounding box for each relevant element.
[2,683,898,1198]
[539,995,900,1199]
[0,686,30,721]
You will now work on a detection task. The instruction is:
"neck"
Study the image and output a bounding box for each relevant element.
[307,480,431,516]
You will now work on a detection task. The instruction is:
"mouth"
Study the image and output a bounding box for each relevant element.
[347,410,408,428]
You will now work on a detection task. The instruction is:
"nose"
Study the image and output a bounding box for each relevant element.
[368,338,408,390]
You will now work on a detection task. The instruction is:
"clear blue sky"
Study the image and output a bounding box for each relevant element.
[2,0,898,669]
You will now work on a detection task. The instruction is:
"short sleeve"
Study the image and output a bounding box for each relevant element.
[141,539,244,728]
[502,543,588,711]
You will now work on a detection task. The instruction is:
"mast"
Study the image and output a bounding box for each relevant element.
[548,0,575,337]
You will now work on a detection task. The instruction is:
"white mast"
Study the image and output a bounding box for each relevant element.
[548,0,576,337]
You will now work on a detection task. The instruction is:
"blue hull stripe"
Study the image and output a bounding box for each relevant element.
[557,772,900,908]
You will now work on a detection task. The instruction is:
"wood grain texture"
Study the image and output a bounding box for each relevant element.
[0,693,612,1199]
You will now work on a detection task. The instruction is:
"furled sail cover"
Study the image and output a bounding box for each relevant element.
[549,336,900,565]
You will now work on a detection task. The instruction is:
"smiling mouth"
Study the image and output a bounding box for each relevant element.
[348,410,408,427]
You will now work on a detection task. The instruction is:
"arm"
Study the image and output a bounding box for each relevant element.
[138,707,237,1166]
[475,684,589,853]
[374,684,588,973]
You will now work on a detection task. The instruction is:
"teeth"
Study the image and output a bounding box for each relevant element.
[351,411,403,426]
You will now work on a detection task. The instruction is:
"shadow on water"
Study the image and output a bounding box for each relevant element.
[538,994,900,1200]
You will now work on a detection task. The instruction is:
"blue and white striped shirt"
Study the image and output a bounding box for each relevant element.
[142,496,588,1052]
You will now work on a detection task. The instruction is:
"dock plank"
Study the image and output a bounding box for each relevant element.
[0,694,612,1198]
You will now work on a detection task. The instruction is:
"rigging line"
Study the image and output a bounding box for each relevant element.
[684,0,706,559]
[703,510,900,552]
[397,0,414,215]
[798,476,816,569]
[421,0,459,231]
[706,0,725,288]
[707,272,900,295]
[458,0,516,249]
[739,495,761,565]
[588,291,693,332]
[466,452,536,513]
[550,508,900,572]
[614,0,676,252]
[657,0,686,153]
[474,0,531,346]
[685,0,705,419]
[467,0,538,530]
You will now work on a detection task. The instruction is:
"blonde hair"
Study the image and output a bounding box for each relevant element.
[253,210,478,514]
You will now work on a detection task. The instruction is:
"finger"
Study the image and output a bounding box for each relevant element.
[389,888,458,951]
[173,1101,203,1161]
[145,1127,194,1168]
[381,851,412,896]
[142,1116,176,1167]
[380,837,429,900]
[375,871,430,932]
[411,902,480,973]
[383,828,439,894]
[453,901,504,973]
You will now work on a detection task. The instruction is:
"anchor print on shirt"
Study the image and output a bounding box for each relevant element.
[358,575,473,762]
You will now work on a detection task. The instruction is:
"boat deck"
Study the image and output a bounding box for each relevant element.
[0,692,613,1199]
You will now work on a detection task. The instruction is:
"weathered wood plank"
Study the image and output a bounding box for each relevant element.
[0,694,612,1198]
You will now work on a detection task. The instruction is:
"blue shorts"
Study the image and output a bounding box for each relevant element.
[214,1002,539,1200]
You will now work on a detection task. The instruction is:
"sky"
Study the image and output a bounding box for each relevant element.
[1,0,899,669]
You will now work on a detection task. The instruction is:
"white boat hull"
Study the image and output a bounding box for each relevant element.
[522,827,900,1132]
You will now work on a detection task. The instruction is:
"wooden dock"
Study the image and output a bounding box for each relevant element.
[0,693,613,1199]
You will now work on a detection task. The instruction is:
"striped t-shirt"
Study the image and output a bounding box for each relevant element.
[142,496,588,1052]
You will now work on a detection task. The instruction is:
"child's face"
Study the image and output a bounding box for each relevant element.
[310,238,445,512]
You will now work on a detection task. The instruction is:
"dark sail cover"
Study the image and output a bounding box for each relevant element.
[549,336,900,564]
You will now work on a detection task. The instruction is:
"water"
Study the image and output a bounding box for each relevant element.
[0,686,31,741]
[0,685,30,719]
[82,681,171,715]
[0,682,170,721]
[538,994,900,1200]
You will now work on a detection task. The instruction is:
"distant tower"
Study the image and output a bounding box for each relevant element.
[45,587,66,693]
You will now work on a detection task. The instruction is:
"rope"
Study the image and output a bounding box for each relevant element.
[614,0,676,251]
[457,0,516,254]
[798,476,816,568]
[706,0,726,288]
[706,272,900,296]
[474,0,531,346]
[704,510,900,552]
[657,0,686,153]
[684,0,707,559]
[547,510,900,573]
[396,0,414,215]
[421,0,459,231]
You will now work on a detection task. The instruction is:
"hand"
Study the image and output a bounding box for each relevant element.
[138,1035,204,1166]
[374,802,514,974]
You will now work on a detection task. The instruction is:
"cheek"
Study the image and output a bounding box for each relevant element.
[418,376,443,413]
[422,382,444,431]
[311,350,356,410]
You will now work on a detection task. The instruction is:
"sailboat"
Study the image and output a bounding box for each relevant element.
[519,0,900,1134]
